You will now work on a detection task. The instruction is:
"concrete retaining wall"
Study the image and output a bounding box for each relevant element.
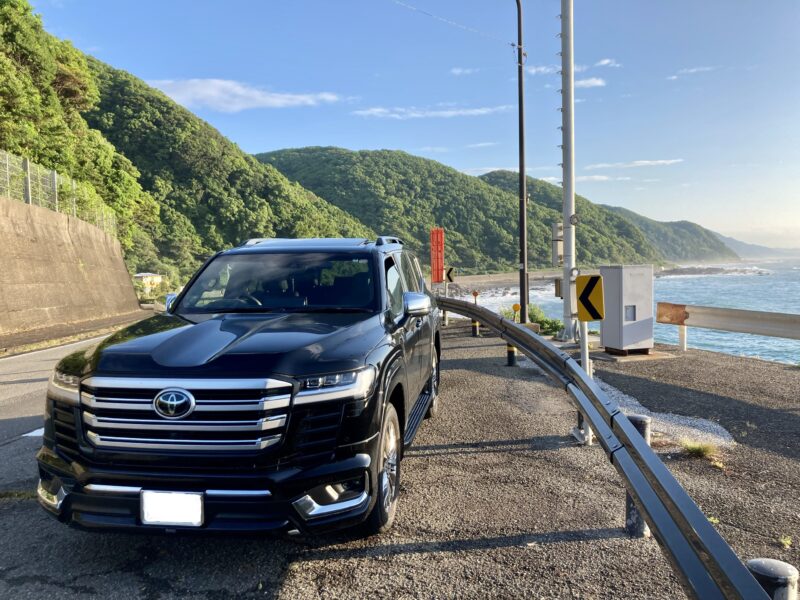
[0,196,140,338]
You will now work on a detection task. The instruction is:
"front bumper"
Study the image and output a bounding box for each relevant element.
[36,440,378,535]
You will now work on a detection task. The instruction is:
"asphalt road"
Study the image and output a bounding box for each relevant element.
[0,337,103,443]
[0,325,792,598]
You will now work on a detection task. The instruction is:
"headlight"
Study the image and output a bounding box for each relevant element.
[47,369,80,405]
[296,367,377,404]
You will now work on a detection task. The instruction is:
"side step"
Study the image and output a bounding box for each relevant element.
[403,391,432,448]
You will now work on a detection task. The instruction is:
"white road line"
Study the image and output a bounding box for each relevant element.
[22,427,44,437]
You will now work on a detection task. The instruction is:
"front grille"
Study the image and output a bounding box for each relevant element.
[79,377,293,453]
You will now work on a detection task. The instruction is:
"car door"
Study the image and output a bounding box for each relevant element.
[385,254,424,401]
[400,251,432,393]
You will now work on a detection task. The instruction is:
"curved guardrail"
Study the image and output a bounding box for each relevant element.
[438,297,768,600]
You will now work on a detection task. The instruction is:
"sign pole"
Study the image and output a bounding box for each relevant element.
[580,320,592,379]
[443,276,449,326]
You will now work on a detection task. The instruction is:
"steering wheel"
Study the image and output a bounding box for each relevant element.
[240,293,263,307]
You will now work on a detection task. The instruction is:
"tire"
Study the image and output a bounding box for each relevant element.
[363,402,401,535]
[425,347,440,419]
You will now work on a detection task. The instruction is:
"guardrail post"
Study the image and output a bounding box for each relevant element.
[678,325,688,351]
[571,410,594,446]
[471,291,480,336]
[21,157,32,204]
[747,559,798,600]
[625,414,652,538]
[506,343,517,366]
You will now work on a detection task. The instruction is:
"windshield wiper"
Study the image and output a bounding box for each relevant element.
[283,307,373,313]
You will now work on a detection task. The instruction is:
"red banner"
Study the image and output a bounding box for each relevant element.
[430,227,445,283]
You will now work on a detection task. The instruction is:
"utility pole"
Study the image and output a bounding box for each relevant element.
[516,0,528,323]
[559,0,577,341]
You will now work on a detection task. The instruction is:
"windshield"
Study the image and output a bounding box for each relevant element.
[177,252,378,313]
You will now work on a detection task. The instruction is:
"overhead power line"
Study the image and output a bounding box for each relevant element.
[389,0,517,49]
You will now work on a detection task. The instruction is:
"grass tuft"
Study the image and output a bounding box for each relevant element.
[779,535,793,549]
[681,440,718,459]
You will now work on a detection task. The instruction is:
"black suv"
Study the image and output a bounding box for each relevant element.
[37,236,441,535]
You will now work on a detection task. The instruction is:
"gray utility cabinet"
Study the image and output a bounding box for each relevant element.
[599,265,654,353]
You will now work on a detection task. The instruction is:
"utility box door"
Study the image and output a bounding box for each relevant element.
[599,265,654,351]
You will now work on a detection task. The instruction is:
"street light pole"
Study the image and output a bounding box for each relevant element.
[559,0,577,341]
[516,0,528,324]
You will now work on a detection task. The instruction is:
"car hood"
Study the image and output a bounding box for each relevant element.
[90,312,386,377]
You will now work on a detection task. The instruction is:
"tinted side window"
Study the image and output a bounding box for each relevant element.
[400,252,421,292]
[411,254,427,292]
[385,259,405,318]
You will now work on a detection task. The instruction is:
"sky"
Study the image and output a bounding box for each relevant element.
[31,0,800,248]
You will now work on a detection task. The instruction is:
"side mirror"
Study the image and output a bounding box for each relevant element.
[404,292,431,317]
[154,293,178,314]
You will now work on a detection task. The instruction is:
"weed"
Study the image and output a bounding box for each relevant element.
[681,440,718,459]
[779,535,793,549]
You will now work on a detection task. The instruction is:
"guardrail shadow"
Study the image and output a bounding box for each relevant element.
[597,370,800,461]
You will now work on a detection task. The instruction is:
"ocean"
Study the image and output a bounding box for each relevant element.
[453,258,800,365]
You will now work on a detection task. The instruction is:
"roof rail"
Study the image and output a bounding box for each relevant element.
[240,238,288,247]
[375,236,404,246]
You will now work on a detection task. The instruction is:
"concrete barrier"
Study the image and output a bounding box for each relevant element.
[0,196,140,340]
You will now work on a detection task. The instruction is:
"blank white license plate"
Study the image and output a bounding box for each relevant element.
[141,490,204,527]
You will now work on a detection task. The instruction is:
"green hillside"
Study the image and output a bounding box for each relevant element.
[84,63,372,278]
[257,147,662,272]
[479,170,662,264]
[0,0,372,284]
[603,206,739,262]
[482,170,738,264]
[0,0,159,260]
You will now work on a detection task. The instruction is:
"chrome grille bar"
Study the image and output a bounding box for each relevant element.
[86,431,282,451]
[83,377,291,390]
[80,392,291,412]
[83,412,286,432]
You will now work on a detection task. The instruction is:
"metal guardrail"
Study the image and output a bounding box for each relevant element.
[438,296,769,600]
[658,302,800,351]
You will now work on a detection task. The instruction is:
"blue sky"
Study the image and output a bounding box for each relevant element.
[32,0,800,247]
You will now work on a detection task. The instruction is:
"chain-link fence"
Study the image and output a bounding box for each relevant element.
[0,149,117,238]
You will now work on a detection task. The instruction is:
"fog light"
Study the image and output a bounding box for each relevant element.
[292,474,369,520]
[323,477,365,503]
[37,479,67,511]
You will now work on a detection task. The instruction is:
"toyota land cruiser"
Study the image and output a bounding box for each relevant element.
[36,236,441,535]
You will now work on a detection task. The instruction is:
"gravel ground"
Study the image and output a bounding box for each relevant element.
[0,328,796,598]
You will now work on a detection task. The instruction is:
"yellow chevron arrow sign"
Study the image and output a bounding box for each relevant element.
[576,275,605,322]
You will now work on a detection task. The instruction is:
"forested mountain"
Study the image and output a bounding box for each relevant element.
[0,0,159,260]
[478,170,662,264]
[257,147,663,272]
[0,0,371,284]
[84,63,372,278]
[713,232,799,259]
[603,206,739,262]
